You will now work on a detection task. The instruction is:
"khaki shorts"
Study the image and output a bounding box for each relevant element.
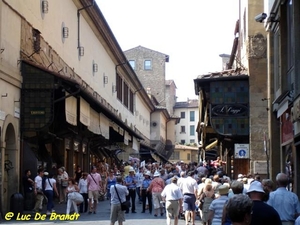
[166,200,180,217]
[110,204,125,223]
[88,190,99,202]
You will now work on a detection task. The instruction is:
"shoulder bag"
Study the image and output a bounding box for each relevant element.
[114,185,130,211]
[90,173,104,196]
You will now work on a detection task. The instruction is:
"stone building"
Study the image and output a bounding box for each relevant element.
[124,46,179,161]
[194,0,269,179]
[0,0,161,213]
[264,0,300,194]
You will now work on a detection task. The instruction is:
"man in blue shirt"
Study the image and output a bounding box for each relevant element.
[267,173,300,225]
[124,167,137,213]
[110,176,129,225]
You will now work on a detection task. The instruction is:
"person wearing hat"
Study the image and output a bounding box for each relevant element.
[124,167,137,213]
[140,171,152,213]
[267,173,300,225]
[148,170,165,217]
[208,184,229,225]
[161,176,183,225]
[247,180,281,225]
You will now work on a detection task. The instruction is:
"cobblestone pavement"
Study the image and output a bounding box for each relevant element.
[2,198,203,225]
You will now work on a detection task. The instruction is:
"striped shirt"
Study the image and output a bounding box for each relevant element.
[209,195,229,225]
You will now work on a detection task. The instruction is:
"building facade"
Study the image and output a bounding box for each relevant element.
[0,0,157,213]
[264,0,300,194]
[124,46,178,161]
[194,0,269,179]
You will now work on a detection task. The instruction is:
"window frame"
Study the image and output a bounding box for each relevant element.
[144,60,152,70]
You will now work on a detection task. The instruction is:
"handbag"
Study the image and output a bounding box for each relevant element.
[62,180,68,187]
[68,192,84,204]
[114,185,130,211]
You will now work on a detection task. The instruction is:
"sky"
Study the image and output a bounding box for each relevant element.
[96,0,239,101]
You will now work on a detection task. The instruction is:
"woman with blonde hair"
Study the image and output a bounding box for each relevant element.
[199,179,215,225]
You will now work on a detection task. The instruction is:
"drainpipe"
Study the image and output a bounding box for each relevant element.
[77,0,95,51]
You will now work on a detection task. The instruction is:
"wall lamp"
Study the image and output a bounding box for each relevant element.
[62,27,69,38]
[78,46,84,56]
[93,63,98,72]
[103,74,108,84]
[112,84,117,93]
[42,0,49,14]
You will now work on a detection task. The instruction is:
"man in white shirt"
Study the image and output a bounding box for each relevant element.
[33,168,44,213]
[110,176,129,225]
[181,170,198,225]
[161,176,183,225]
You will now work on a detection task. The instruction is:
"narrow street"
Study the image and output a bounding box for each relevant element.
[3,199,203,225]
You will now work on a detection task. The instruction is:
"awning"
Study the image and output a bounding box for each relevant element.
[88,108,101,135]
[80,97,90,126]
[205,139,218,151]
[21,60,144,141]
[100,113,110,139]
[65,93,77,126]
[132,137,139,152]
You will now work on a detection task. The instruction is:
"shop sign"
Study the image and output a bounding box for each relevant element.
[234,143,249,159]
[30,108,46,116]
[212,104,248,117]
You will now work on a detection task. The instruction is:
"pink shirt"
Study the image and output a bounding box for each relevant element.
[87,172,101,191]
[149,177,165,193]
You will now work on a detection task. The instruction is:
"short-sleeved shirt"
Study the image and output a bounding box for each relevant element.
[209,195,229,225]
[141,178,151,189]
[110,184,129,205]
[44,178,56,191]
[251,200,281,225]
[161,183,183,201]
[35,175,43,190]
[125,175,137,189]
[87,173,101,191]
[267,187,300,222]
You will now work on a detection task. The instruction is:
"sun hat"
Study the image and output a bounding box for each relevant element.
[129,167,135,173]
[153,171,161,177]
[246,181,265,193]
[238,174,244,178]
[144,171,151,176]
[218,185,229,195]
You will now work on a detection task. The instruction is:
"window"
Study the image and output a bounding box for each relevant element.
[123,82,129,108]
[129,89,134,113]
[190,111,195,121]
[180,126,185,133]
[181,112,185,119]
[190,125,195,136]
[180,140,185,145]
[170,151,180,160]
[187,153,190,161]
[116,73,122,101]
[129,60,135,70]
[144,60,152,70]
[190,139,195,144]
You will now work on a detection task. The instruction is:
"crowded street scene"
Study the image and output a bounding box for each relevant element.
[1,0,300,225]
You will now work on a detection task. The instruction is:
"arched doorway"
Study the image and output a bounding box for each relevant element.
[1,123,18,214]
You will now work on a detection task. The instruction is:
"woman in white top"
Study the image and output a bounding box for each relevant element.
[78,172,88,213]
[66,178,79,214]
[44,172,59,215]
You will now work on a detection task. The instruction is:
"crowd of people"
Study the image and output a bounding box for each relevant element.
[22,158,300,225]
